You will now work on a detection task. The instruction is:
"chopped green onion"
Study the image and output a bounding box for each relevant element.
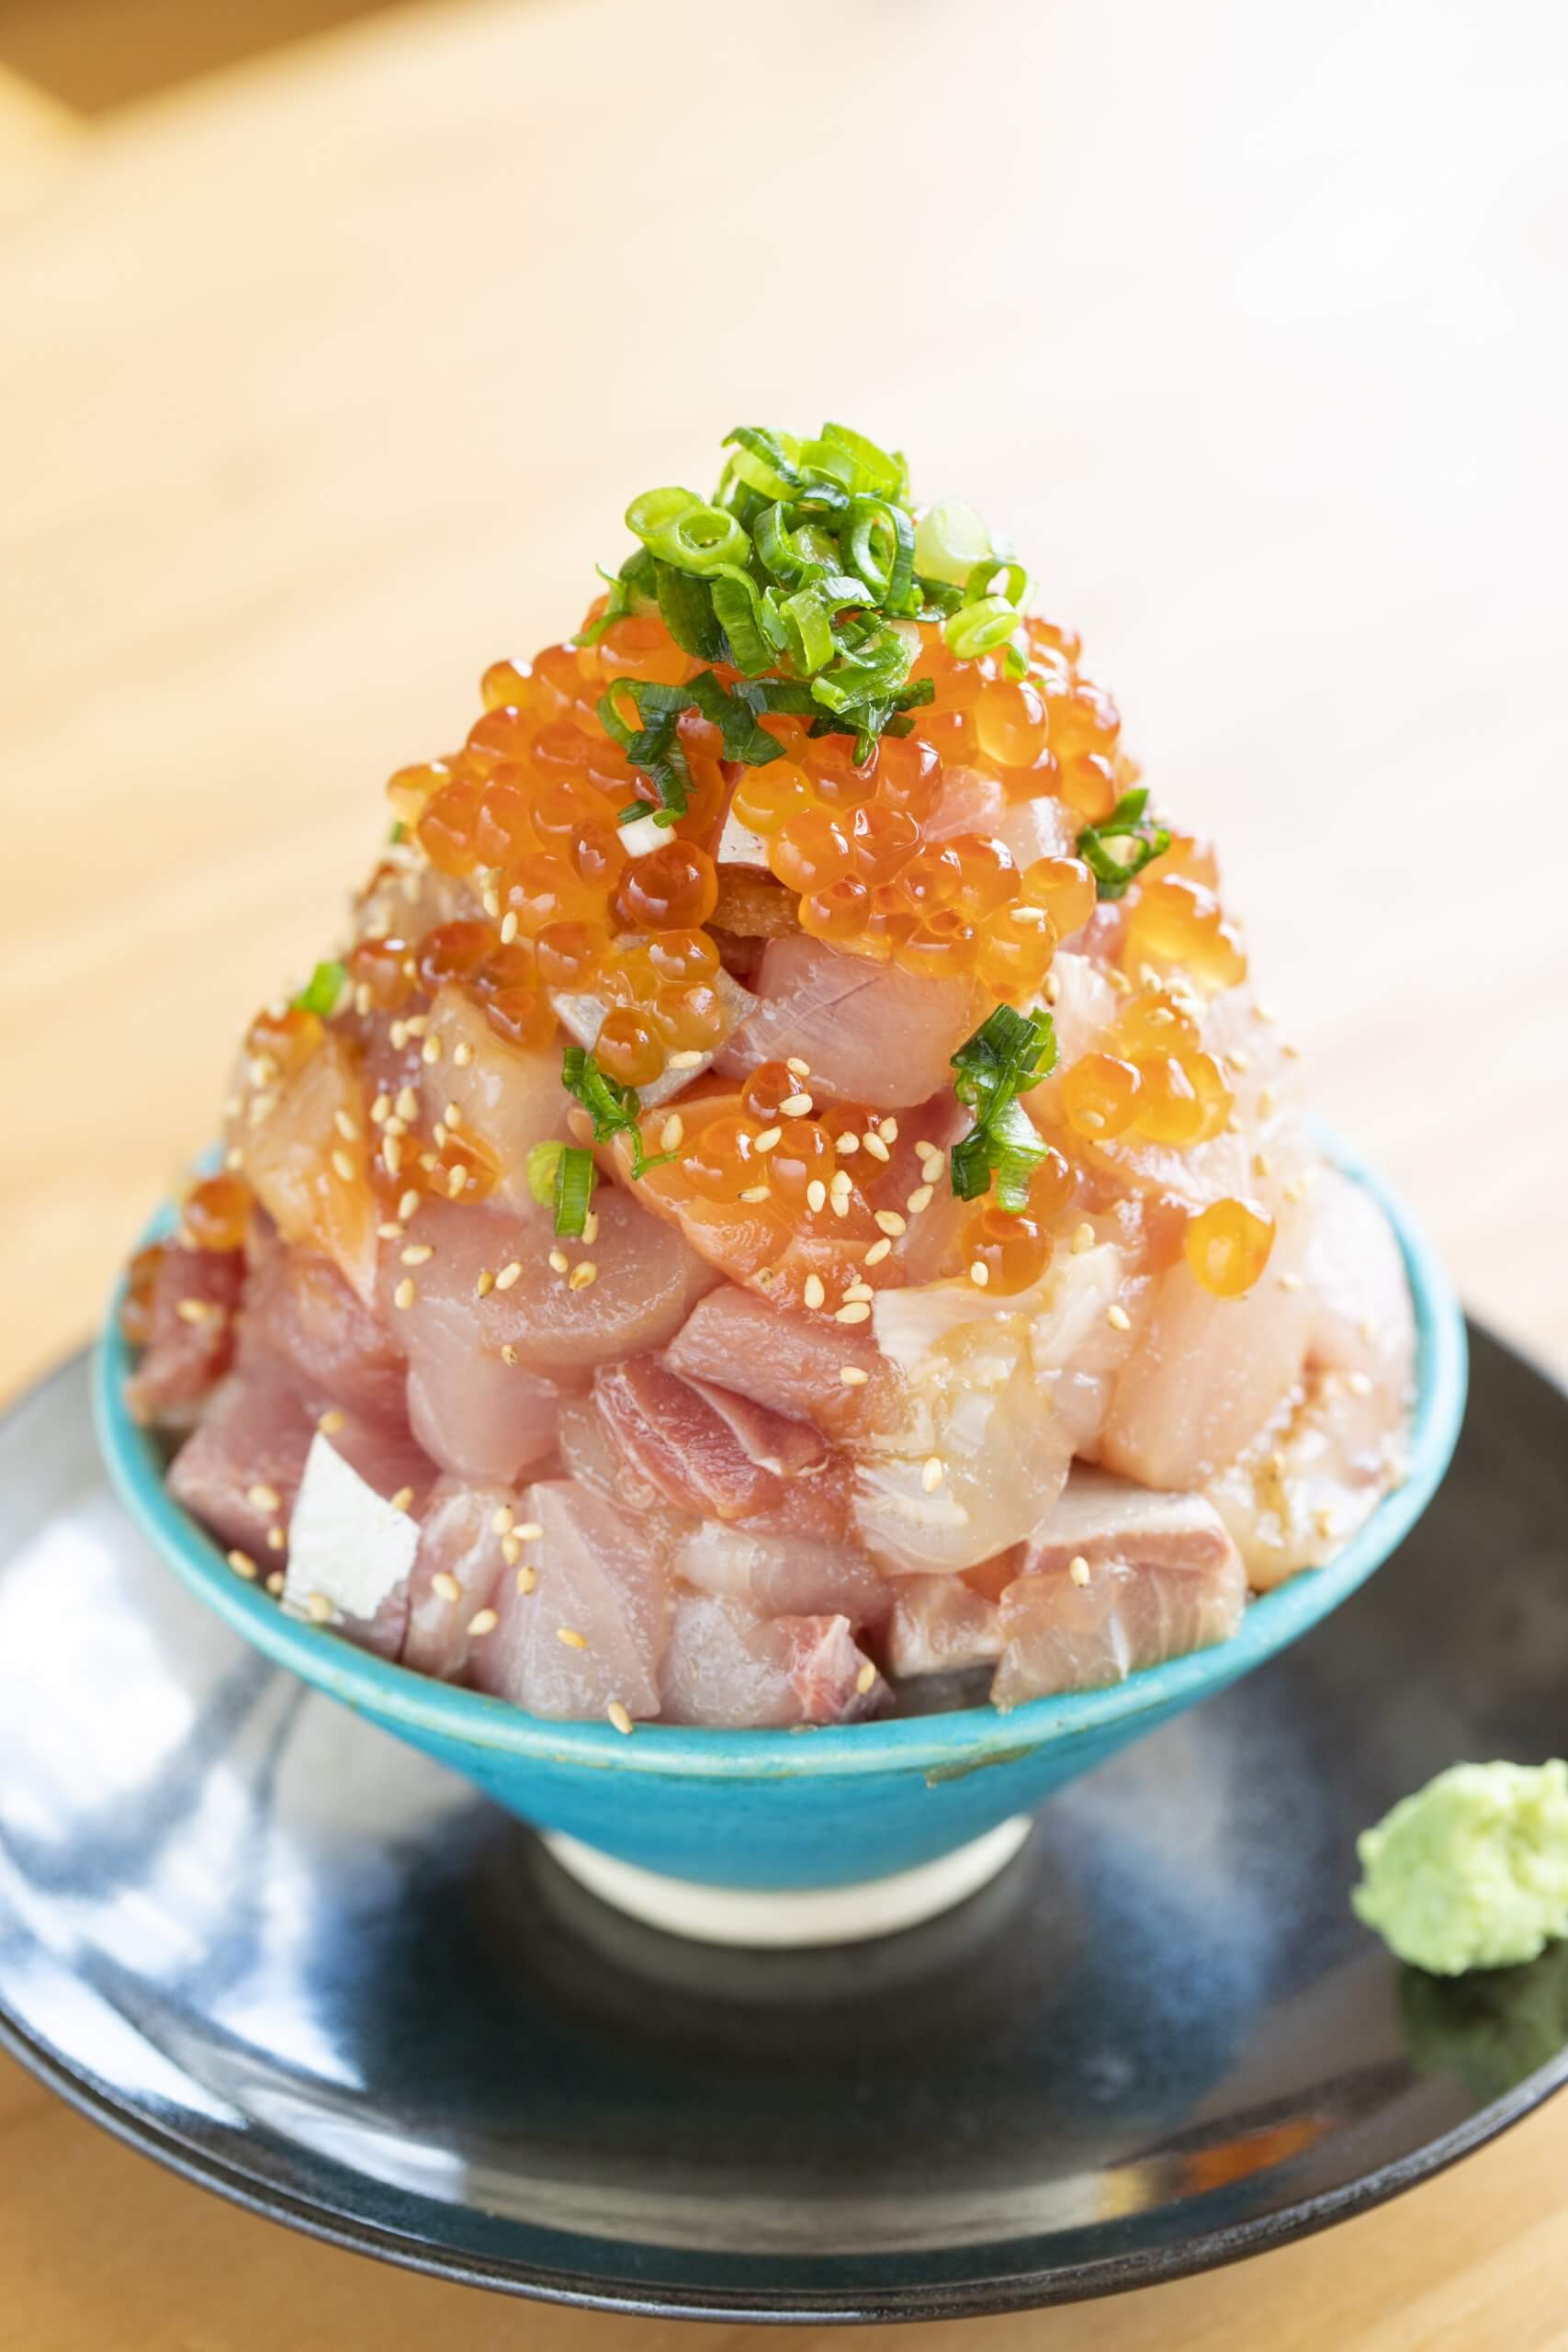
[525,1140,564,1206]
[944,594,1021,661]
[782,583,835,674]
[722,426,802,500]
[1077,789,1171,901]
[654,561,726,662]
[552,1145,598,1238]
[913,497,992,589]
[296,959,348,1017]
[560,1047,677,1181]
[626,488,750,576]
[949,1006,1057,1212]
[709,569,784,675]
[964,556,1028,608]
[387,820,406,844]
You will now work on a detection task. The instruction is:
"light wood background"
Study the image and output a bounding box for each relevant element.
[2,0,1566,2343]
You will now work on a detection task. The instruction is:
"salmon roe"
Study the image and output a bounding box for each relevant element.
[1185,1197,1276,1296]
[183,1173,254,1252]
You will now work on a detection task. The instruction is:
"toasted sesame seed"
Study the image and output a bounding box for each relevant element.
[175,1297,219,1326]
[879,1117,899,1143]
[1257,1000,1280,1023]
[1280,1272,1303,1291]
[806,1179,828,1214]
[1106,1303,1133,1332]
[454,1040,474,1068]
[381,1136,402,1176]
[921,1456,944,1492]
[491,1504,514,1535]
[447,1164,469,1198]
[874,1208,907,1238]
[864,1238,893,1266]
[548,1248,570,1274]
[306,1591,333,1623]
[443,1102,463,1129]
[390,1277,415,1311]
[780,1092,814,1117]
[659,1114,684,1152]
[835,1300,872,1325]
[383,1114,408,1139]
[431,1571,461,1603]
[482,887,501,919]
[467,1608,499,1637]
[1284,1175,1308,1202]
[1314,1505,1337,1540]
[1071,1220,1097,1254]
[1253,1150,1272,1180]
[246,1483,282,1513]
[355,983,373,1017]
[406,1014,428,1037]
[968,1261,989,1287]
[607,1700,634,1736]
[803,1273,827,1310]
[840,1365,870,1386]
[843,1282,874,1305]
[569,1261,598,1291]
[754,1125,783,1153]
[1258,1085,1278,1118]
[500,910,519,945]
[557,1626,589,1650]
[493,1261,523,1292]
[224,1147,245,1172]
[582,1209,600,1244]
[861,1131,891,1162]
[226,1548,258,1580]
[265,1569,286,1594]
[396,1087,418,1121]
[266,1526,287,1552]
[400,1242,434,1265]
[389,1021,409,1050]
[835,1131,860,1156]
[906,1184,934,1215]
[855,1660,878,1696]
[1068,1555,1091,1587]
[333,1109,360,1142]
[318,1409,345,1436]
[422,1036,442,1065]
[398,1190,420,1221]
[370,1092,390,1125]
[669,1049,705,1069]
[515,1563,537,1595]
[1347,1370,1373,1396]
[516,1521,544,1542]
[785,1057,810,1078]
[501,1532,522,1567]
[377,1221,404,1241]
[1281,1041,1302,1060]
[1228,1048,1251,1073]
[383,1487,412,1515]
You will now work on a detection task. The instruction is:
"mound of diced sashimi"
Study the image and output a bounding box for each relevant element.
[122,423,1416,1731]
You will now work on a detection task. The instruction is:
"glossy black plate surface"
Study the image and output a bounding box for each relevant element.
[1,1329,1564,2322]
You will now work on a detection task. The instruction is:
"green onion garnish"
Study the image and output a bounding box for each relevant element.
[525,1138,598,1237]
[1077,789,1171,901]
[387,820,406,844]
[589,422,1031,771]
[525,1140,564,1206]
[949,1006,1058,1214]
[296,959,348,1017]
[560,1047,677,1182]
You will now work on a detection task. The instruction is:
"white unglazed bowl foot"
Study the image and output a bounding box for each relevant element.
[541,1815,1033,1948]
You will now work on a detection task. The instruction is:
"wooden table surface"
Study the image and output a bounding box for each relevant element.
[2,0,1566,2341]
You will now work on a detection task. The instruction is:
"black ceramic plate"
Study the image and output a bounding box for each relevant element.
[2,1330,1565,2323]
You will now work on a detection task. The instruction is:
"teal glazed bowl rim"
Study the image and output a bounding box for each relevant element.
[94,1134,1467,1784]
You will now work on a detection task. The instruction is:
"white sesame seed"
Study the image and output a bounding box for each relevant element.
[500,910,519,945]
[266,1526,287,1552]
[873,1208,907,1238]
[835,1131,860,1156]
[843,1282,874,1304]
[861,1131,891,1162]
[431,1572,461,1603]
[383,1115,408,1139]
[1068,1555,1091,1587]
[547,1248,569,1274]
[246,1483,282,1513]
[406,1015,428,1037]
[318,1409,345,1435]
[393,1277,416,1310]
[785,1057,810,1078]
[491,1505,515,1536]
[569,1261,598,1291]
[226,1549,258,1581]
[422,1036,442,1065]
[558,1626,589,1651]
[516,1521,543,1542]
[1106,1303,1132,1331]
[515,1563,537,1594]
[467,1608,499,1637]
[265,1568,286,1594]
[394,1086,417,1121]
[834,1301,872,1325]
[500,1532,523,1568]
[455,1040,475,1068]
[370,1092,390,1125]
[446,1164,468,1198]
[607,1700,635,1736]
[659,1114,684,1152]
[175,1297,219,1326]
[386,1486,413,1515]
[906,1184,933,1215]
[381,1136,402,1176]
[443,1102,463,1129]
[840,1365,870,1386]
[669,1049,705,1069]
[377,1221,403,1241]
[969,1261,989,1287]
[493,1261,523,1292]
[1314,1506,1337,1541]
[754,1126,783,1152]
[432,1124,447,1149]
[780,1092,814,1117]
[921,1456,944,1492]
[1347,1370,1373,1396]
[333,1109,360,1142]
[855,1660,878,1696]
[355,983,373,1017]
[400,1242,434,1265]
[1253,1150,1272,1180]
[1280,1272,1303,1291]
[739,1182,772,1202]
[582,1209,600,1244]
[863,1238,893,1266]
[1258,1085,1277,1118]
[482,888,501,919]
[306,1590,334,1623]
[1284,1175,1308,1202]
[807,1179,828,1214]
[389,1021,409,1051]
[501,1342,519,1365]
[1071,1221,1097,1255]
[879,1118,899,1143]
[398,1189,420,1221]
[803,1273,826,1310]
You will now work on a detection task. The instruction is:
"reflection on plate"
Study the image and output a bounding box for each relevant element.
[0,1327,1564,2320]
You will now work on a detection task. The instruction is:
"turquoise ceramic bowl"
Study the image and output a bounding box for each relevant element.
[96,1142,1465,1898]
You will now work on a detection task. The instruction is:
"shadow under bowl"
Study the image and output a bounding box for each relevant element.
[95,1139,1466,1903]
